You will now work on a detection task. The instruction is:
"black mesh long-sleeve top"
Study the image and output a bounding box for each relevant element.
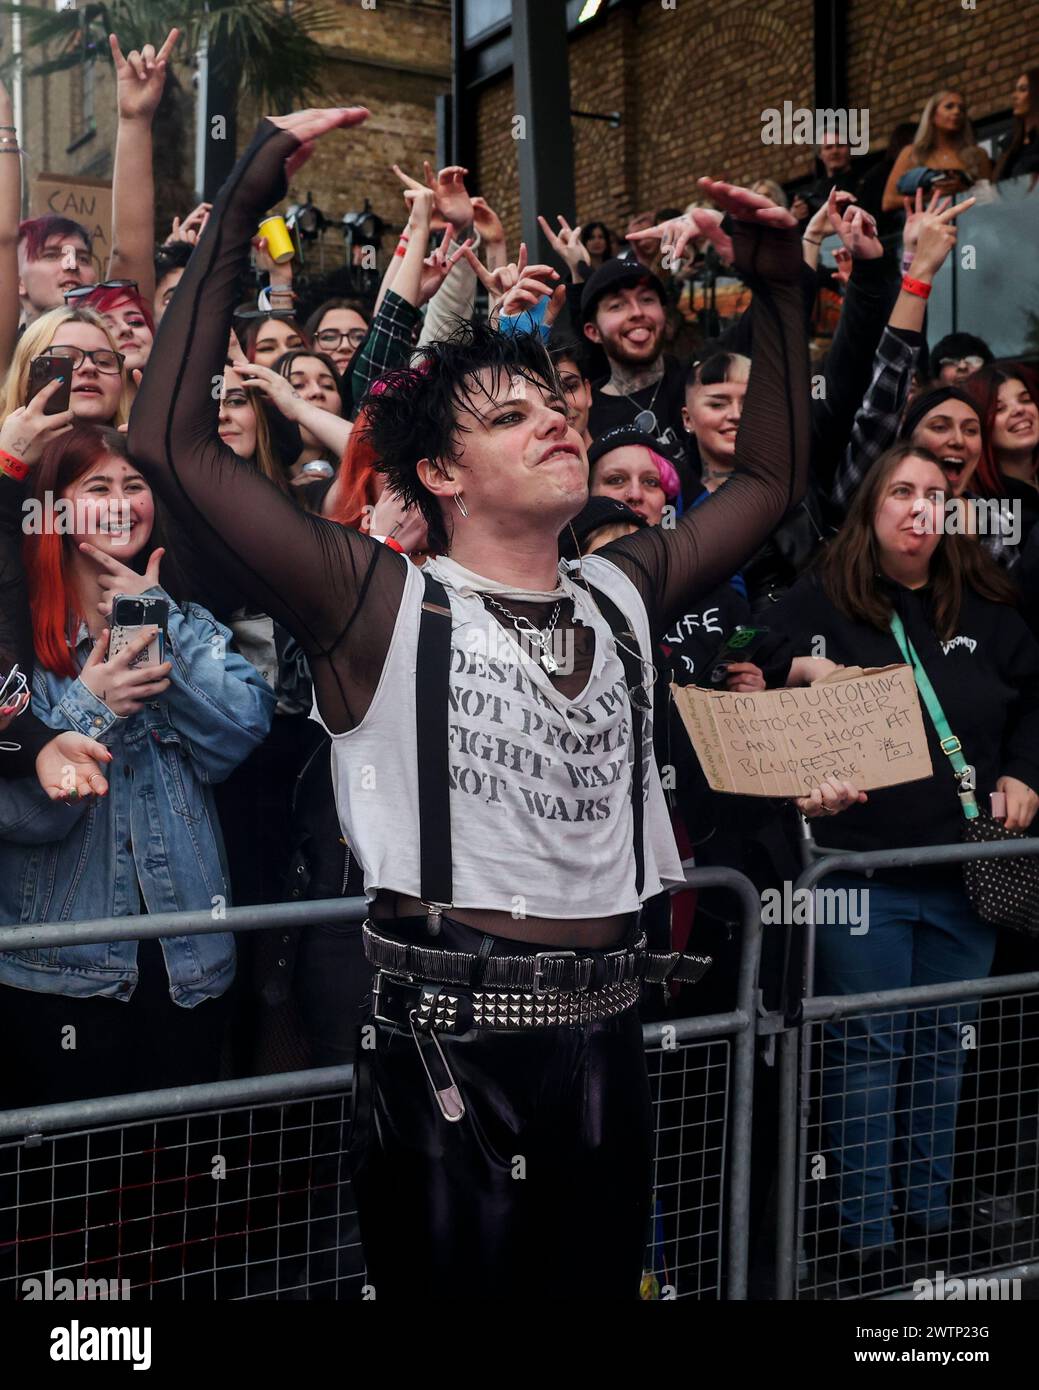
[129,121,810,738]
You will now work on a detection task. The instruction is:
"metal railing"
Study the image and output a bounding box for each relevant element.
[0,868,764,1301]
[774,836,1039,1300]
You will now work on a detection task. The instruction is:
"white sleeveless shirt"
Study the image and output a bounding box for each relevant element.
[313,553,686,919]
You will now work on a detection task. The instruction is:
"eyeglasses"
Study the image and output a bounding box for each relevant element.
[45,345,126,374]
[314,327,367,351]
[938,356,985,372]
[64,279,139,305]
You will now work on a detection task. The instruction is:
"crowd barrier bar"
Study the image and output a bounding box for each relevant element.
[0,867,764,1300]
[773,838,1039,1300]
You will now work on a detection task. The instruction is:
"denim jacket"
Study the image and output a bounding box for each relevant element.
[0,588,276,1005]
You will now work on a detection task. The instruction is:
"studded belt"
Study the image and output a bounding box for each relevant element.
[365,922,710,1126]
[372,971,641,1035]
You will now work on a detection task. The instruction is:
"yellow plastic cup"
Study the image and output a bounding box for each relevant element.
[258,215,295,264]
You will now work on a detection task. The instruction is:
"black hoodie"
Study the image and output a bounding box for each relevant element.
[767,573,1039,854]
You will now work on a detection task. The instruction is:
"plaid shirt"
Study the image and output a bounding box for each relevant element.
[830,326,1021,569]
[350,289,421,414]
[831,326,920,511]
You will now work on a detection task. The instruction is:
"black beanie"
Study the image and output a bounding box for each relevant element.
[559,497,647,559]
[899,385,979,442]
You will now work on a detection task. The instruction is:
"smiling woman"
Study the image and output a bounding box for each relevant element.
[0,420,274,1112]
[1,307,131,430]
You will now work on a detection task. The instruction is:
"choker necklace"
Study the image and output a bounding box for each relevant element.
[481,593,563,674]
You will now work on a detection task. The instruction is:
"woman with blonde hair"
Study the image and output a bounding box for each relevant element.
[882,91,992,212]
[2,307,131,428]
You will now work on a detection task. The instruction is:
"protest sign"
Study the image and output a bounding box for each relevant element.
[671,664,934,797]
[31,174,112,267]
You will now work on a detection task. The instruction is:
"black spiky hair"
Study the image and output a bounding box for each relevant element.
[359,319,565,552]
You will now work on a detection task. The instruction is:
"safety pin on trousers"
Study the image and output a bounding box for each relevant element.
[408,1008,465,1122]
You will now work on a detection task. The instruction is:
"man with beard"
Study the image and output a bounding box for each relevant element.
[581,260,691,477]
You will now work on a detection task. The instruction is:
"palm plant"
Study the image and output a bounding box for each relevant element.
[0,1,337,110]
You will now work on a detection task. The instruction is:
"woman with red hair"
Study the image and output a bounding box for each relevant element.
[68,280,155,374]
[966,364,1039,555]
[0,422,274,1109]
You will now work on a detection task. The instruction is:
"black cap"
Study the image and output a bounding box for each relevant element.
[580,257,666,322]
[559,497,647,559]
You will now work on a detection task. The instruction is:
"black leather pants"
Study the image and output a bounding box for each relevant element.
[349,914,653,1300]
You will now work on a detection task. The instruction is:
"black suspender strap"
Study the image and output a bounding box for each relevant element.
[416,573,454,933]
[585,583,647,899]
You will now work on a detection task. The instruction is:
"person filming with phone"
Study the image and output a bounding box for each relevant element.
[0,423,275,1109]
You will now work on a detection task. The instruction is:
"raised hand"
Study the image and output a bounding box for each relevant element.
[168,202,211,246]
[0,377,75,466]
[110,28,179,123]
[536,214,590,276]
[393,161,473,231]
[78,542,164,617]
[471,197,506,249]
[266,107,371,180]
[804,189,856,245]
[417,235,474,306]
[832,246,853,286]
[825,185,882,260]
[78,627,172,719]
[463,243,558,320]
[902,187,950,257]
[231,357,298,414]
[909,196,975,280]
[369,488,430,554]
[36,732,113,803]
[628,206,738,270]
[697,178,798,229]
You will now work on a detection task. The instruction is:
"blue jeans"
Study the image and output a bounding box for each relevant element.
[814,873,996,1250]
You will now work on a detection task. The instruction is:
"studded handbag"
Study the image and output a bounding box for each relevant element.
[961,813,1039,936]
[890,615,1039,936]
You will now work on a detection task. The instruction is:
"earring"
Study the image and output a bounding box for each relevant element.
[453,493,469,518]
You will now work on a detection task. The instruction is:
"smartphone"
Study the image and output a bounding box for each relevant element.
[704,625,771,687]
[109,594,170,670]
[0,663,28,714]
[27,355,73,415]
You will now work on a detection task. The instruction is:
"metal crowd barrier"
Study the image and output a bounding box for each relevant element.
[0,868,764,1301]
[774,838,1039,1301]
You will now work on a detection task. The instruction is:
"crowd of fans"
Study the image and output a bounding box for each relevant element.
[1,28,1038,1294]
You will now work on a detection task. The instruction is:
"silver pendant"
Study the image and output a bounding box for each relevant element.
[540,650,559,675]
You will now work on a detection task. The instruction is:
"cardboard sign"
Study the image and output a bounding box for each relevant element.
[31,174,112,268]
[671,664,934,797]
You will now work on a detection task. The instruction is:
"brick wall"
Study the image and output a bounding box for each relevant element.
[473,0,1026,247]
[6,0,451,261]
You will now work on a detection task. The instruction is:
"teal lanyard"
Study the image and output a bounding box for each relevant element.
[889,613,978,820]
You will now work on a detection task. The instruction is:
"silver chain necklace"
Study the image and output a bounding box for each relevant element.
[615,371,663,436]
[482,594,563,675]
